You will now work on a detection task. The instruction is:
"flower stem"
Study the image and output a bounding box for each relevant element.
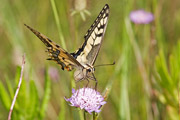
[93,112,98,120]
[50,0,67,50]
[8,54,25,120]
[84,110,86,120]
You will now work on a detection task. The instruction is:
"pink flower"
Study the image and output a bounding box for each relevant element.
[48,67,59,81]
[130,10,154,24]
[65,88,106,114]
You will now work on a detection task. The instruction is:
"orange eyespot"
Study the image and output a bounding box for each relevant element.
[65,66,70,71]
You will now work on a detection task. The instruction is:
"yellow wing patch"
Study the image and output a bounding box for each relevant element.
[71,4,109,65]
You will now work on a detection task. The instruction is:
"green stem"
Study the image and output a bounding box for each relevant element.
[50,0,67,50]
[125,17,153,119]
[93,112,98,120]
[84,111,86,120]
[125,17,151,97]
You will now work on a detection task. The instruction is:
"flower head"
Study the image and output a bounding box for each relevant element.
[65,88,106,114]
[71,0,90,21]
[130,10,154,24]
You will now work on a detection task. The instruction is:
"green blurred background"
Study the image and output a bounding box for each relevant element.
[0,0,180,120]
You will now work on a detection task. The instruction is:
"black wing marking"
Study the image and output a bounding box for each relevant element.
[24,24,83,71]
[71,4,110,65]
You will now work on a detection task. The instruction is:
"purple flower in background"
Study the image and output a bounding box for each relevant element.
[130,10,154,24]
[48,67,59,81]
[65,88,106,114]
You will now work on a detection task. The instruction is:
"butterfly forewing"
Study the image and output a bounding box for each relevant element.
[71,4,109,66]
[24,24,83,71]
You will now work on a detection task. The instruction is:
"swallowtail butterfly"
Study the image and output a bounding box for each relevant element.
[25,4,109,87]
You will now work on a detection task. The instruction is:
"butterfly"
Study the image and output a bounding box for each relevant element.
[24,4,110,88]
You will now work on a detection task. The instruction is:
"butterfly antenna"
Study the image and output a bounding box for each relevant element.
[94,61,115,68]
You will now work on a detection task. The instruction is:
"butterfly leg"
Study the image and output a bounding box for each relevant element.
[85,78,90,88]
[87,74,98,90]
[75,77,86,89]
[75,86,80,97]
[92,73,98,90]
[75,74,89,88]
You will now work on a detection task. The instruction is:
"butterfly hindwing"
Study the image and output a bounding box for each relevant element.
[24,24,83,71]
[71,4,109,65]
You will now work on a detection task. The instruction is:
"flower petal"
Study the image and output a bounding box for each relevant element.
[65,87,106,114]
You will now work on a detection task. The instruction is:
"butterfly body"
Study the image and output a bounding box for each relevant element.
[74,65,94,82]
[25,4,109,84]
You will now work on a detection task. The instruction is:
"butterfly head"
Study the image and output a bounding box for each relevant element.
[85,64,95,75]
[87,67,95,74]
